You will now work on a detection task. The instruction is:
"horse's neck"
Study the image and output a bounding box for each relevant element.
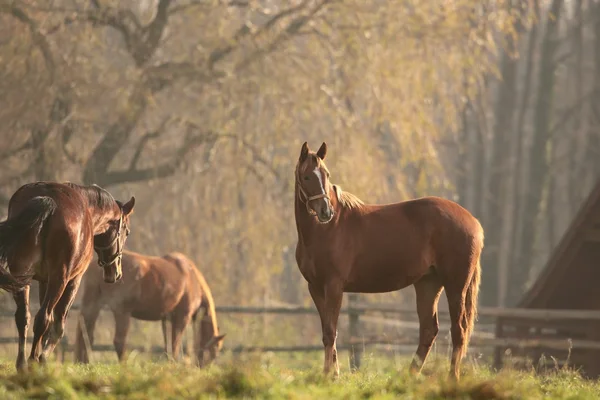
[89,204,120,235]
[294,190,343,245]
[201,308,218,337]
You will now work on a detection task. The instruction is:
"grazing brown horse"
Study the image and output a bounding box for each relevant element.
[294,142,484,380]
[0,182,135,371]
[75,250,225,366]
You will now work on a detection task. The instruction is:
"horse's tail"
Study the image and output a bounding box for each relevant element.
[0,196,57,292]
[463,233,483,356]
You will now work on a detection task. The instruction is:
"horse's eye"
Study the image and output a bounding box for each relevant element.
[304,176,310,181]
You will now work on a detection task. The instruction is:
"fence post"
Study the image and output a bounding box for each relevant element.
[348,293,362,371]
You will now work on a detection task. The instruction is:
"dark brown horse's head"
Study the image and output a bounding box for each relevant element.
[296,141,334,223]
[94,197,135,283]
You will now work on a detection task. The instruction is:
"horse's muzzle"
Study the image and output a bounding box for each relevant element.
[318,207,334,223]
[103,266,122,283]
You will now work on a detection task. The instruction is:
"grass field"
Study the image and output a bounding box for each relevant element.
[0,352,599,399]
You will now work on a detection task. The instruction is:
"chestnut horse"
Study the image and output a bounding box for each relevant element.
[0,182,135,371]
[74,250,225,366]
[294,142,484,380]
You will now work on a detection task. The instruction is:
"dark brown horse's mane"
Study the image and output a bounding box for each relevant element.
[332,185,364,210]
[65,183,117,211]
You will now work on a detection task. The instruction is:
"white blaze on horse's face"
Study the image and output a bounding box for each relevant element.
[312,165,334,224]
[313,166,325,195]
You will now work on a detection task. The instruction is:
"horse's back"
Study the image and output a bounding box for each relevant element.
[400,196,483,238]
[163,252,207,304]
[337,196,483,293]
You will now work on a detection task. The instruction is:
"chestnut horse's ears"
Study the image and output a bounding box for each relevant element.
[122,196,135,216]
[317,142,327,160]
[299,141,309,162]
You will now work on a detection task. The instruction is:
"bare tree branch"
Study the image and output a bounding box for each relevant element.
[0,3,55,81]
[129,118,171,170]
[95,129,217,187]
[234,0,331,72]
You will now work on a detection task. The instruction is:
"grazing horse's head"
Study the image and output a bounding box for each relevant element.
[296,141,334,223]
[199,332,226,367]
[94,197,135,283]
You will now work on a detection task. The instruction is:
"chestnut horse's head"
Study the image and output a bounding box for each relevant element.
[94,197,135,283]
[296,141,334,223]
[199,332,226,367]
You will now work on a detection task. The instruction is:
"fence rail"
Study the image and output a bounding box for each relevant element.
[1,303,599,368]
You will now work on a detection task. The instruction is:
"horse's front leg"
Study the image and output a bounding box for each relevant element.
[13,285,30,371]
[309,281,343,377]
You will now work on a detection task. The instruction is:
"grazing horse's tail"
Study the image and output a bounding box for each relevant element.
[463,230,483,356]
[0,196,57,292]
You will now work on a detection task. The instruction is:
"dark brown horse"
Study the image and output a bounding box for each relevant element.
[0,182,135,371]
[74,250,225,366]
[294,142,484,380]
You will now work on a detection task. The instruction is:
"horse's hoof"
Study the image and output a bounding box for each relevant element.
[39,354,47,365]
[16,358,28,372]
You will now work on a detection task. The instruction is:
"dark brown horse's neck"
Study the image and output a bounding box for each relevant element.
[74,186,121,235]
[294,184,342,246]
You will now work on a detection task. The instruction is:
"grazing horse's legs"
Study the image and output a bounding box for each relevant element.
[30,275,68,363]
[170,300,193,362]
[113,311,131,361]
[76,299,101,363]
[13,285,30,371]
[410,271,444,374]
[309,282,343,377]
[161,318,168,355]
[40,276,82,363]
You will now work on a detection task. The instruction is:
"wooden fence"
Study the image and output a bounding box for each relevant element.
[1,301,600,369]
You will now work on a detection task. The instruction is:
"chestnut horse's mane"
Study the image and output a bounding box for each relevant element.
[297,156,364,211]
[64,182,116,211]
[333,185,364,210]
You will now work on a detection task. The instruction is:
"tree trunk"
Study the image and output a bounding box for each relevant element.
[481,15,522,306]
[509,0,540,304]
[509,0,564,303]
[588,0,600,177]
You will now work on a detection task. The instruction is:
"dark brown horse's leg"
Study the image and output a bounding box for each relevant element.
[40,277,82,363]
[29,276,67,363]
[113,311,131,362]
[309,282,343,377]
[13,285,30,371]
[37,282,51,351]
[409,272,443,374]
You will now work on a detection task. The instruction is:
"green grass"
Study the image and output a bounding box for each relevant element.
[0,354,599,399]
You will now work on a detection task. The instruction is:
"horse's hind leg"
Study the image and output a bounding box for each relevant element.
[40,276,82,363]
[30,275,67,363]
[13,285,30,371]
[410,271,443,374]
[443,259,479,380]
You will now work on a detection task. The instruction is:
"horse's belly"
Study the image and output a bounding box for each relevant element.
[130,309,166,321]
[344,276,412,293]
[345,260,425,293]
